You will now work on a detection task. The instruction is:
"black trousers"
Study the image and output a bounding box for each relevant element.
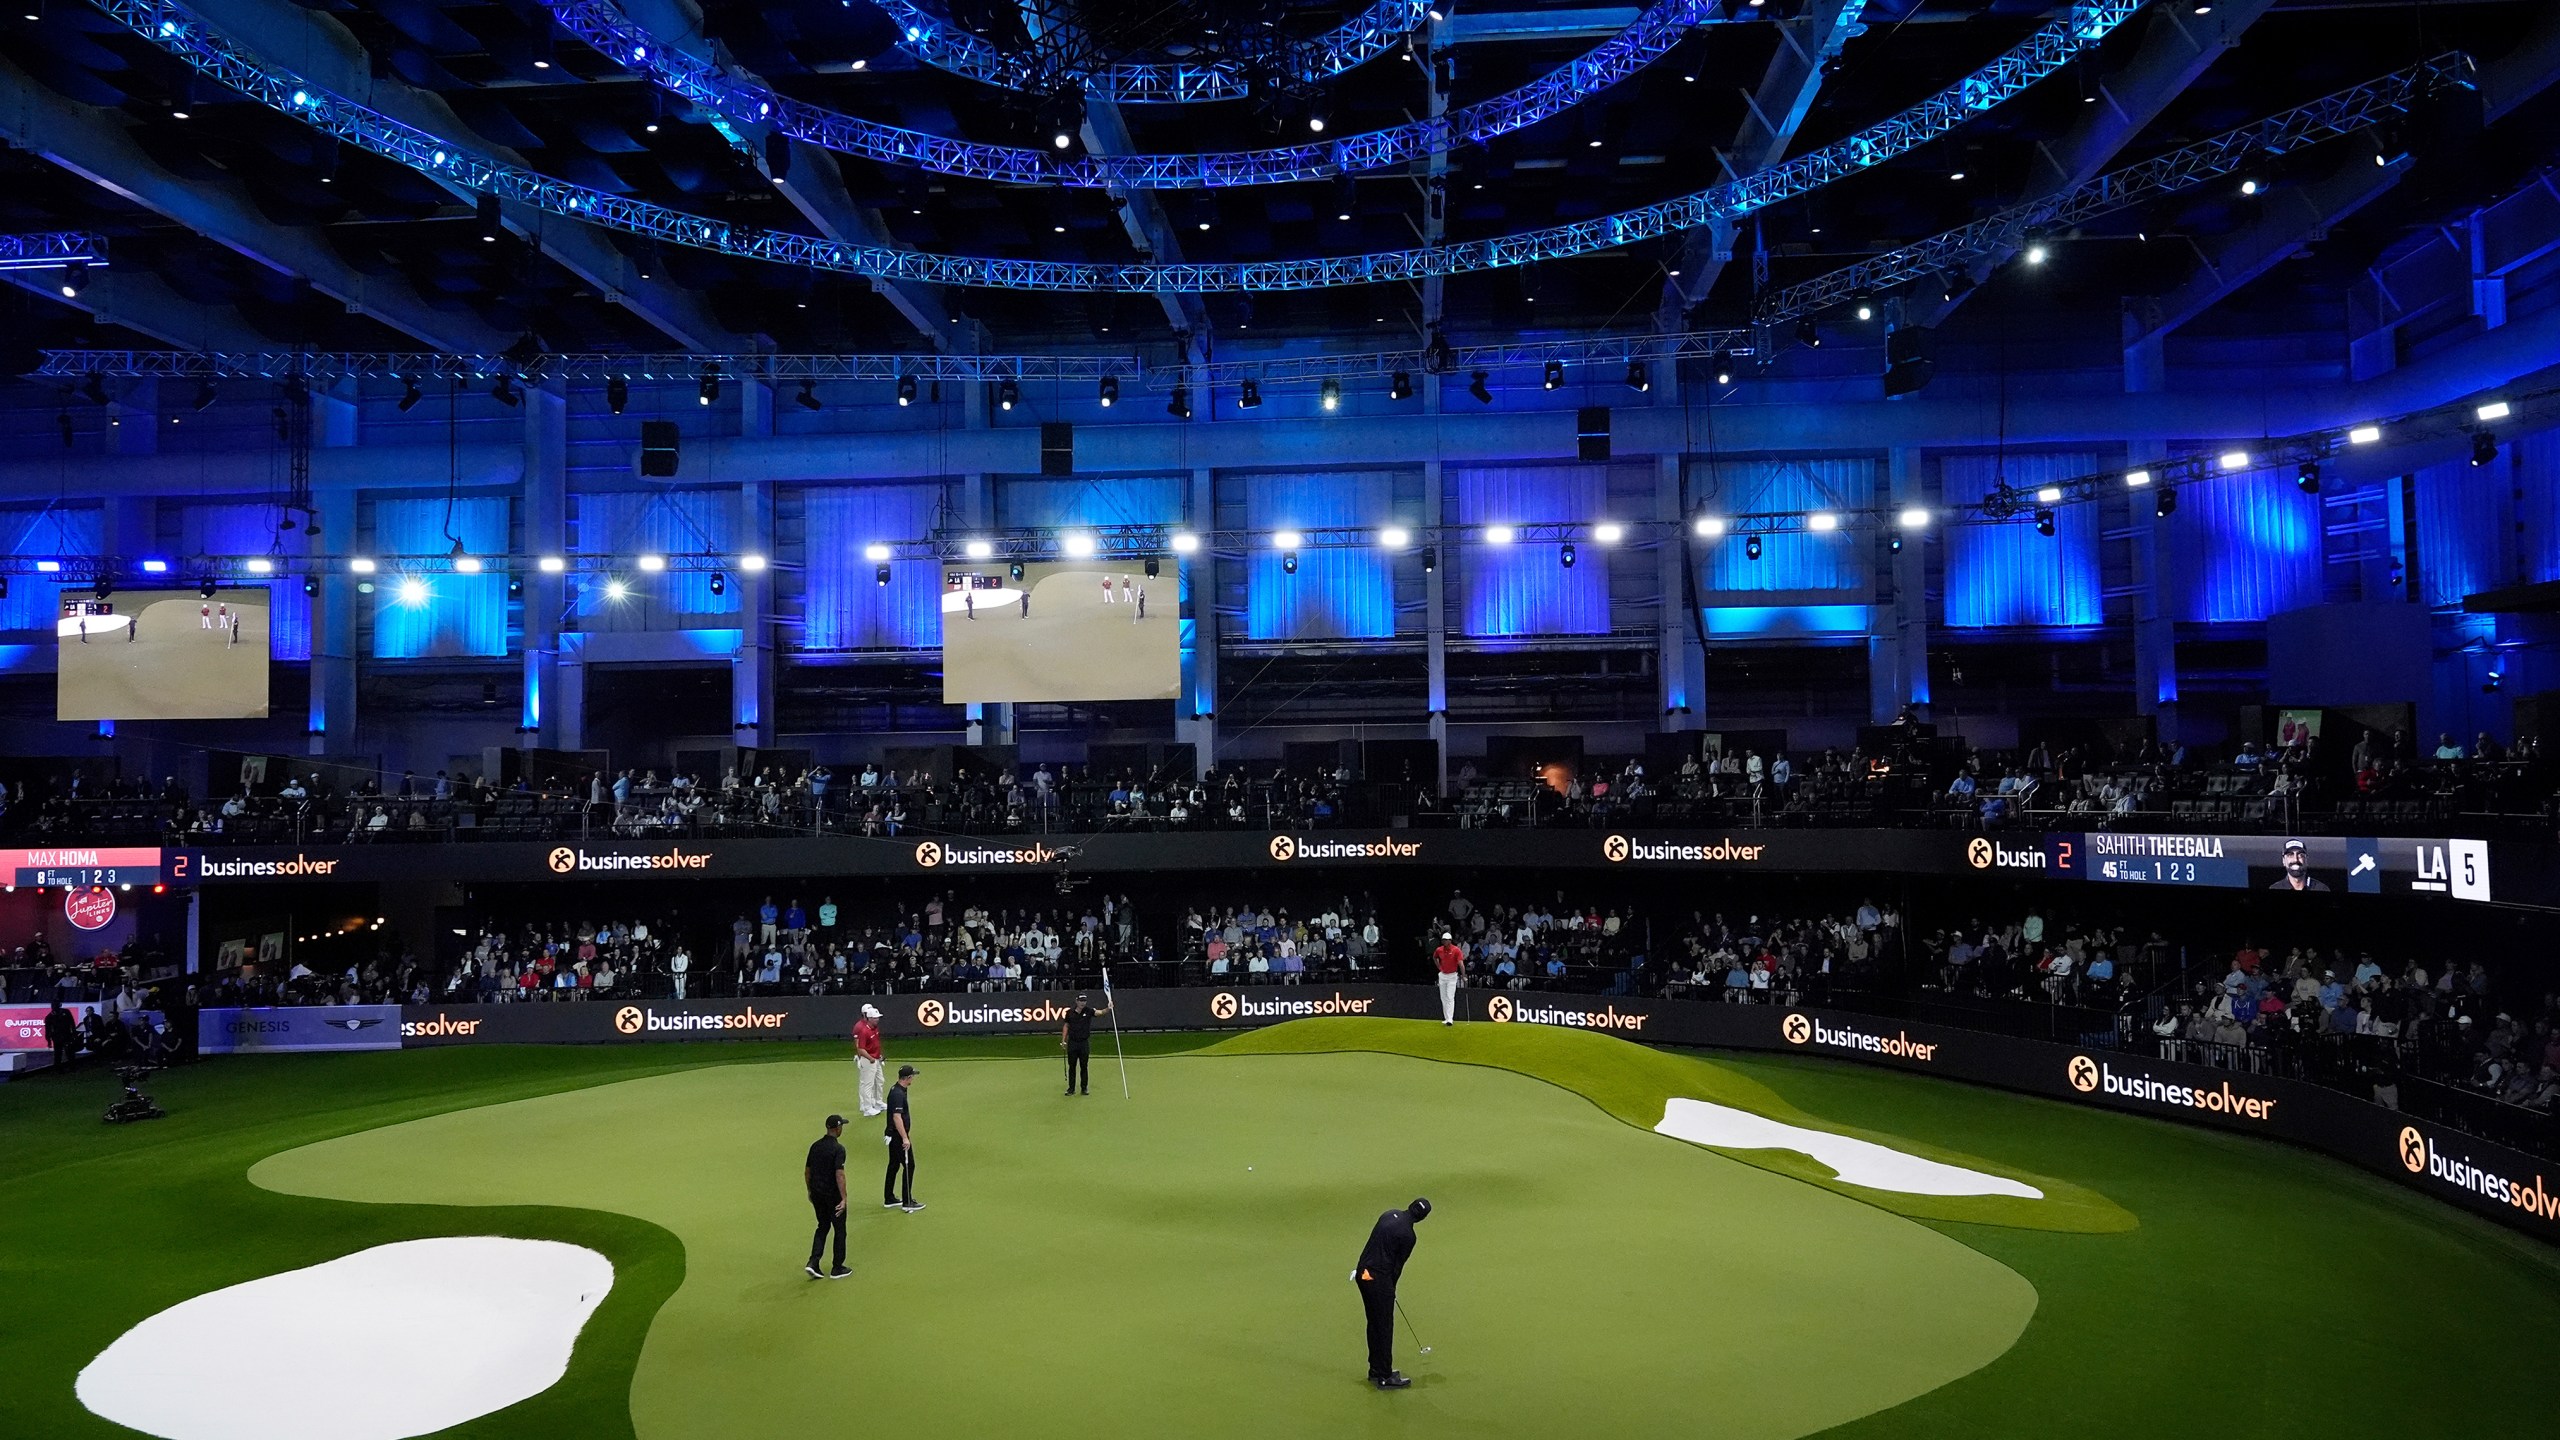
[808,1197,845,1270]
[1357,1277,1396,1377]
[1065,1045,1090,1092]
[884,1137,915,1204]
[51,1037,75,1071]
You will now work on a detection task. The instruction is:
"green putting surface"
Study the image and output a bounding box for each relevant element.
[2,1021,2556,1439]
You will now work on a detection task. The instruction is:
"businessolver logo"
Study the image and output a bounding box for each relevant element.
[915,999,947,1028]
[1209,992,1240,1020]
[2394,1124,2560,1223]
[1602,835,1632,863]
[2066,1055,2277,1119]
[1967,837,2047,871]
[1268,835,1421,863]
[1602,834,1767,864]
[399,1012,484,1039]
[1209,989,1377,1020]
[545,847,710,874]
[613,1004,785,1036]
[914,840,1059,868]
[1484,993,1647,1031]
[1782,1011,1938,1061]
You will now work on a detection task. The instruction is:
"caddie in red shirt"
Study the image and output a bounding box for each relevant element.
[854,1003,887,1117]
[1432,934,1466,1026]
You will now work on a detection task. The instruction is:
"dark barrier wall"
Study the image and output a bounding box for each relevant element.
[172,827,2547,906]
[200,1004,404,1053]
[382,984,2560,1244]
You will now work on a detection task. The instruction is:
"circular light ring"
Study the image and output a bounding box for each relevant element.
[542,0,1720,189]
[117,0,2139,293]
[875,0,1430,105]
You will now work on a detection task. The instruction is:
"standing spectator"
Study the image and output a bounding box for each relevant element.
[43,998,78,1072]
[670,945,691,1000]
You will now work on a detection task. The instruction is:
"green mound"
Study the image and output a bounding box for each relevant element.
[252,1050,2037,1440]
[1209,1017,2133,1233]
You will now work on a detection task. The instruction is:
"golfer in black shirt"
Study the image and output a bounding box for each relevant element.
[1060,992,1110,1095]
[804,1115,850,1279]
[1353,1197,1431,1388]
[884,1064,922,1212]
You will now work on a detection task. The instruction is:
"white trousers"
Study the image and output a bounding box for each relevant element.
[1437,971,1460,1023]
[857,1055,887,1115]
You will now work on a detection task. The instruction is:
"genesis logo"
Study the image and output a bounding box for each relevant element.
[1267,835,1421,862]
[914,840,1058,868]
[546,847,711,875]
[1602,834,1766,864]
[319,1017,386,1033]
[1484,994,1647,1032]
[1967,837,2046,871]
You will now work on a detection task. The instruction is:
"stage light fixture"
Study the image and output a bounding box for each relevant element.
[698,371,720,406]
[349,557,377,574]
[606,579,629,600]
[490,376,520,406]
[2348,424,2381,445]
[2472,431,2499,467]
[302,576,318,597]
[197,577,216,598]
[1062,532,1097,558]
[1238,379,1262,409]
[1281,553,1299,575]
[1889,533,1903,553]
[1898,508,1929,529]
[537,555,566,574]
[795,380,821,411]
[1389,371,1413,401]
[1098,376,1117,408]
[507,575,523,599]
[1272,531,1304,552]
[1626,362,1650,392]
[1468,371,1492,405]
[874,565,892,587]
[2239,177,2259,196]
[1694,515,1726,537]
[740,554,768,573]
[997,378,1018,411]
[605,376,628,414]
[2157,487,2178,518]
[1009,562,1025,581]
[1321,379,1341,411]
[1484,524,1516,545]
[1593,522,1625,544]
[141,559,168,574]
[1560,543,1577,569]
[861,543,890,563]
[964,539,994,560]
[2218,450,2250,471]
[397,378,423,412]
[1168,386,1192,420]
[2477,401,2512,422]
[1421,545,1438,574]
[2296,461,2320,495]
[895,374,917,407]
[709,570,726,596]
[59,262,86,299]
[2024,243,2049,265]
[1745,535,1762,561]
[2034,509,2056,537]
[2035,487,2063,504]
[2125,468,2152,487]
[1170,532,1201,555]
[1379,526,1411,548]
[191,379,217,412]
[397,577,429,606]
[1796,319,1821,348]
[631,553,666,573]
[1543,361,1565,390]
[1808,513,1840,532]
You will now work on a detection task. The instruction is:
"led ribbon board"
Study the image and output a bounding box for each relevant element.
[542,0,1731,187]
[99,0,2144,290]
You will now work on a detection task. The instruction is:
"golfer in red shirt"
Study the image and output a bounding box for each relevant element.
[854,1004,887,1117]
[1432,935,1466,1025]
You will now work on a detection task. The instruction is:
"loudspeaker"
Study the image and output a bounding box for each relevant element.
[1883,325,1935,397]
[639,420,680,477]
[1040,422,1073,477]
[1576,406,1610,462]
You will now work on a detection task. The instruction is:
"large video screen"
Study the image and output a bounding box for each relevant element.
[939,561,1178,704]
[58,587,271,721]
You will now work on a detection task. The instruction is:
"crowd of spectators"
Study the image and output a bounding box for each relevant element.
[1643,898,1904,1004]
[1420,888,1654,993]
[1187,895,1392,981]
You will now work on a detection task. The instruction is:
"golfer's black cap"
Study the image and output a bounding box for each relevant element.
[898,1064,918,1078]
[1408,1197,1432,1221]
[824,1113,845,1128]
[2282,838,2309,854]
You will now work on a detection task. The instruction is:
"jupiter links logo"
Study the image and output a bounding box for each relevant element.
[1780,1012,1937,1061]
[2395,1125,2560,1223]
[2065,1055,2277,1120]
[1601,834,1766,864]
[1268,835,1420,862]
[1484,994,1648,1031]
[914,840,1058,868]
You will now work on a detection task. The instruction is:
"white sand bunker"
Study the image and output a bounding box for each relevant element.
[1656,1098,2044,1199]
[77,1237,612,1440]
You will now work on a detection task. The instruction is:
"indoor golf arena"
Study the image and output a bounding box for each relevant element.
[3,1,2559,1437]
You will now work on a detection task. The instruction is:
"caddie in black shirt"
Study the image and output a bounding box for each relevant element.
[1352,1197,1431,1388]
[884,1065,922,1212]
[804,1115,850,1280]
[1060,992,1111,1096]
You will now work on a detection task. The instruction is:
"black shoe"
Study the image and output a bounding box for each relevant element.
[1065,1090,1076,1096]
[805,1264,823,1279]
[1372,1372,1411,1390]
[901,1201,926,1213]
[827,1266,851,1280]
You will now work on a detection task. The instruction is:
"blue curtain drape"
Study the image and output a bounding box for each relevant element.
[1695,458,1872,597]
[2165,460,2322,622]
[2415,454,2512,607]
[802,484,942,649]
[1245,471,1395,640]
[174,503,314,659]
[0,505,100,631]
[1941,453,2103,628]
[572,489,739,628]
[2513,428,2560,585]
[1452,465,1610,637]
[370,496,511,658]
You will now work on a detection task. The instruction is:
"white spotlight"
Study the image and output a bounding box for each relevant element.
[1898,507,1930,529]
[1379,526,1412,548]
[861,543,891,563]
[349,557,378,574]
[2219,450,2251,471]
[2125,469,2153,488]
[606,580,629,600]
[538,555,567,573]
[1061,532,1097,557]
[1694,515,1726,537]
[638,554,668,572]
[964,539,994,560]
[1808,513,1840,532]
[2477,401,2512,422]
[1483,524,1516,545]
[2348,425,2382,445]
[1271,530,1304,552]
[396,577,429,606]
[2035,487,2063,504]
[739,554,768,573]
[2025,244,2049,265]
[1169,532,1201,555]
[454,554,484,574]
[1592,521,1625,544]
[245,557,276,574]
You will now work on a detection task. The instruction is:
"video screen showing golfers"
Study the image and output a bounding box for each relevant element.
[939,560,1177,704]
[56,586,271,721]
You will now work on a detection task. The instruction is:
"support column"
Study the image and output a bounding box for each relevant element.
[1177,466,1218,769]
[1423,459,1449,793]
[1656,452,1704,728]
[308,389,359,757]
[732,479,776,748]
[2128,440,2179,729]
[1875,447,1930,719]
[522,383,567,751]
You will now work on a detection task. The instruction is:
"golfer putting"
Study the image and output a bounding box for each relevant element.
[1352,1197,1432,1389]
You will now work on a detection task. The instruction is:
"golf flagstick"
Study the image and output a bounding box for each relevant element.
[1103,963,1129,1098]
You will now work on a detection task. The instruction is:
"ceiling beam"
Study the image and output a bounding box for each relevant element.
[1914,0,2279,329]
[1082,98,1213,352]
[0,54,507,353]
[185,0,754,354]
[2124,6,2560,371]
[615,0,957,350]
[0,265,272,352]
[1654,0,1866,331]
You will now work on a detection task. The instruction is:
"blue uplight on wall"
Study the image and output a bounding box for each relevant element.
[802,484,943,649]
[371,497,509,658]
[1941,453,2102,628]
[572,490,739,625]
[2166,458,2322,623]
[1245,471,1394,641]
[1695,458,1872,597]
[176,502,313,659]
[1453,466,1610,637]
[0,504,100,632]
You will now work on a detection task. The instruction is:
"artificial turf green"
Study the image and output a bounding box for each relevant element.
[4,1021,2557,1439]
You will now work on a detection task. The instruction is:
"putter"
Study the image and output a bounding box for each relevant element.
[1395,1295,1432,1355]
